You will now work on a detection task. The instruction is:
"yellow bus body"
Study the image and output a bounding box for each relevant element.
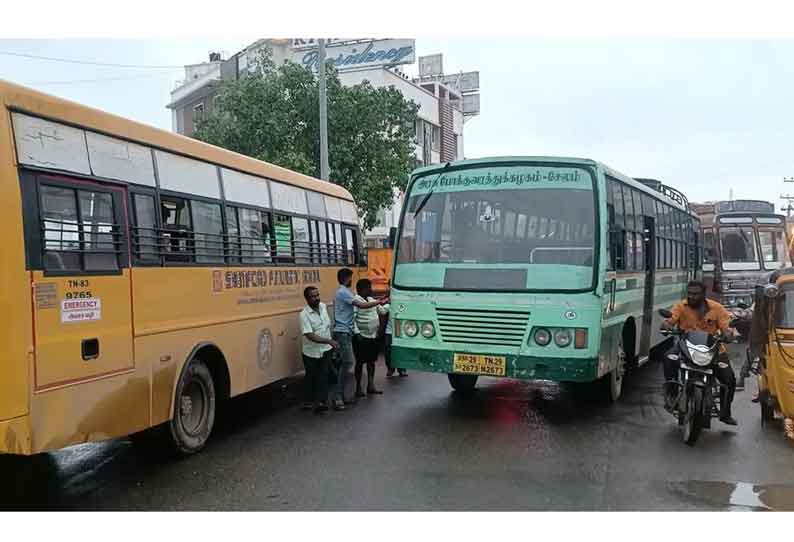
[0,80,363,454]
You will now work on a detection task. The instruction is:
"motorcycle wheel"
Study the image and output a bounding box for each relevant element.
[682,387,703,446]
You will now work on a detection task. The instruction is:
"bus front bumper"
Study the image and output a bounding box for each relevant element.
[0,415,32,455]
[392,346,598,382]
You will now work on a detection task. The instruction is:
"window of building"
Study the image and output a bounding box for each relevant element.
[432,124,441,152]
[193,102,205,121]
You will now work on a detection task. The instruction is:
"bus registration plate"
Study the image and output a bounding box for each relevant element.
[453,353,506,376]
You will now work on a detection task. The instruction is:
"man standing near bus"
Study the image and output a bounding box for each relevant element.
[333,268,388,411]
[300,286,339,414]
[353,278,388,397]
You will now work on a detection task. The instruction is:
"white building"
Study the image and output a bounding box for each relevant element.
[166,39,480,247]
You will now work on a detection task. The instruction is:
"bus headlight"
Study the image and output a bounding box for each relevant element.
[420,321,435,338]
[403,320,419,337]
[534,328,552,347]
[554,329,572,348]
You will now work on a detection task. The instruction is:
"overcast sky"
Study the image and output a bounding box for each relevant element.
[1,38,792,211]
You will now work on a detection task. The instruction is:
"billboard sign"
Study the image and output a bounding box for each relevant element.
[463,94,480,116]
[419,54,443,78]
[442,71,480,93]
[297,39,416,72]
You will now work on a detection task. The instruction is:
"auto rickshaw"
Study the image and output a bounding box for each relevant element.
[748,268,794,440]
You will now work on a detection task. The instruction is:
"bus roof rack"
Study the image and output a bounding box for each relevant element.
[633,178,689,210]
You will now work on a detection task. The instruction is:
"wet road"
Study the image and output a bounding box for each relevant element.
[3,346,794,511]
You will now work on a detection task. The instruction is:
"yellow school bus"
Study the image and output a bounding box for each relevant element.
[0,80,365,455]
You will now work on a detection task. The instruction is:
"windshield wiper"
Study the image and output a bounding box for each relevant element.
[413,189,435,218]
[412,164,451,218]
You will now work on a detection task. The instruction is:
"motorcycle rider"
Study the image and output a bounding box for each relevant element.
[661,280,739,426]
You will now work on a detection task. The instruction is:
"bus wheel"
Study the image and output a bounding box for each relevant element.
[169,359,216,455]
[601,341,625,403]
[448,373,478,394]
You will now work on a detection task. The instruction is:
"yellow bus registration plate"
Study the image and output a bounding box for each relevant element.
[453,353,506,376]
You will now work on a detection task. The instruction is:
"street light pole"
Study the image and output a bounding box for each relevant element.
[318,39,330,181]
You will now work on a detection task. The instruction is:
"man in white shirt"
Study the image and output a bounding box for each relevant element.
[353,278,388,397]
[300,286,339,413]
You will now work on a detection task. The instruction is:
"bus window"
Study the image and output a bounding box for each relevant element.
[611,180,625,229]
[274,214,293,261]
[516,214,527,238]
[191,200,224,264]
[133,194,158,262]
[225,205,241,264]
[344,227,359,266]
[624,187,636,232]
[759,230,786,270]
[161,197,193,263]
[632,191,643,222]
[41,185,83,271]
[334,223,343,264]
[79,190,119,271]
[293,217,310,264]
[624,231,634,270]
[538,217,548,238]
[702,229,715,269]
[238,207,271,264]
[317,221,329,264]
[719,226,759,270]
[527,216,538,238]
[504,211,516,239]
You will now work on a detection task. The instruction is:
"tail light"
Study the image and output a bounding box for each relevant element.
[574,329,588,349]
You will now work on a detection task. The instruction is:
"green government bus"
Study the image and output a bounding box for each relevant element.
[389,157,701,401]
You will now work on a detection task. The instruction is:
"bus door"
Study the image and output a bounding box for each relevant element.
[29,175,134,391]
[639,215,656,359]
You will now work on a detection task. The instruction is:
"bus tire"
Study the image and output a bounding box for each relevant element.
[448,373,478,394]
[599,339,626,403]
[169,358,216,455]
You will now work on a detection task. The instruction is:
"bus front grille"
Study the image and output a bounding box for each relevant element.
[435,307,530,347]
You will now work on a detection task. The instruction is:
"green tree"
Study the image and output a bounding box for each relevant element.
[194,50,419,230]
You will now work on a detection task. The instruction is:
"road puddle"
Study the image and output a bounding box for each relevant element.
[668,480,794,510]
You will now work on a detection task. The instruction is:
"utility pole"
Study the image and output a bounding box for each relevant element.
[781,194,794,217]
[318,39,330,181]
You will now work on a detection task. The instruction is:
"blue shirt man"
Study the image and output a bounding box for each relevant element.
[331,268,388,410]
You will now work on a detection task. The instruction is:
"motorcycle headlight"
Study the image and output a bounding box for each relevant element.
[686,341,713,367]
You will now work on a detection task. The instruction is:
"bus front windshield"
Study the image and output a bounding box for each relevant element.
[719,226,759,270]
[395,165,596,291]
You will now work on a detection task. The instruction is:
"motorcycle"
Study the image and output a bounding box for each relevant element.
[658,308,738,445]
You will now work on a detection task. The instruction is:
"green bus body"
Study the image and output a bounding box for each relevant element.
[390,157,700,393]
